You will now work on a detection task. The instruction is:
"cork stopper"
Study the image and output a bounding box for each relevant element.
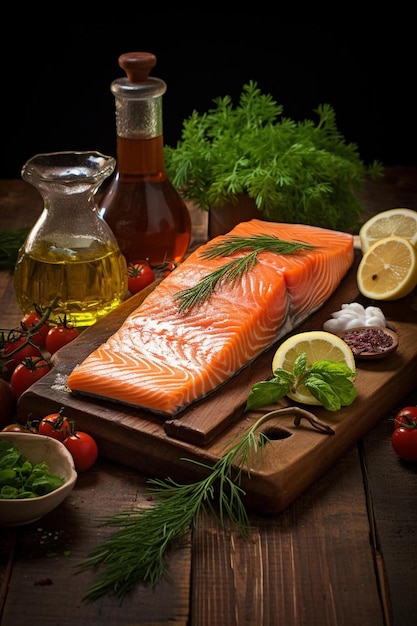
[118,52,157,84]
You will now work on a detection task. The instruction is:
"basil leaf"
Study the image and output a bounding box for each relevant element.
[245,376,293,411]
[304,375,345,411]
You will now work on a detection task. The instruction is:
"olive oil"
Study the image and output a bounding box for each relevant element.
[14,236,127,326]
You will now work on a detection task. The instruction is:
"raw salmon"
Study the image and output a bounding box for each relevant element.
[67,220,354,415]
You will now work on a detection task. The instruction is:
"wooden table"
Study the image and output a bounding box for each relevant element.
[1,171,417,626]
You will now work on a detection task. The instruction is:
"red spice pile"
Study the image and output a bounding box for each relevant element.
[342,327,394,355]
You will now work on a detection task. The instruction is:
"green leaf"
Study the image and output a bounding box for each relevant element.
[310,360,355,377]
[0,228,30,271]
[247,352,357,413]
[245,376,293,411]
[293,353,307,378]
[303,375,345,411]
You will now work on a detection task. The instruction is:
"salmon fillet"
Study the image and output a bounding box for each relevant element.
[67,219,354,415]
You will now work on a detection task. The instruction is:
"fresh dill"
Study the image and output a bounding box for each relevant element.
[78,413,268,603]
[200,234,316,259]
[174,251,258,312]
[174,234,315,312]
[164,81,384,233]
[77,406,330,604]
[0,228,29,271]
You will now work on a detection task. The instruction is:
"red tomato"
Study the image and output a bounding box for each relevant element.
[21,311,49,347]
[392,426,417,462]
[127,263,155,294]
[1,422,37,433]
[46,322,79,355]
[393,406,417,429]
[0,378,16,429]
[38,408,72,441]
[63,431,98,472]
[10,357,51,399]
[161,261,177,277]
[2,335,40,373]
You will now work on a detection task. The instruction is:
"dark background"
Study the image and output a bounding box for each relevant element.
[1,15,415,180]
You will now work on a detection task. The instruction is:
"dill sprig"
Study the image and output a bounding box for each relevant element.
[78,413,271,603]
[0,228,30,271]
[78,406,331,604]
[174,234,315,312]
[174,250,258,312]
[200,234,316,259]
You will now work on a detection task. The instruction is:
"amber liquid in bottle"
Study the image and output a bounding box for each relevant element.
[100,134,191,266]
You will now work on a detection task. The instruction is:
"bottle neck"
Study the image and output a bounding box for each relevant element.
[115,134,166,178]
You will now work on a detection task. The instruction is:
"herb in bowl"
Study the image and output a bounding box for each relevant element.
[0,440,65,499]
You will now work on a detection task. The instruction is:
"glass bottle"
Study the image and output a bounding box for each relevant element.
[14,151,128,327]
[99,51,192,266]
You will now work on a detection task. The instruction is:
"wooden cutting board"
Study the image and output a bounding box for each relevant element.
[17,253,417,513]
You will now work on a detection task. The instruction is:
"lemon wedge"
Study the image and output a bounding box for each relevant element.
[357,235,417,301]
[272,330,356,405]
[359,207,417,253]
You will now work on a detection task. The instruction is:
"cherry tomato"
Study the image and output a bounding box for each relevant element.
[63,431,98,472]
[2,335,40,373]
[393,406,417,429]
[38,408,72,441]
[10,357,51,399]
[21,311,49,347]
[46,321,79,355]
[1,422,37,433]
[392,425,417,462]
[161,261,177,277]
[0,378,16,429]
[127,263,155,294]
[2,422,38,435]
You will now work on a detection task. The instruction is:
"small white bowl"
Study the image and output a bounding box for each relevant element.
[0,432,77,526]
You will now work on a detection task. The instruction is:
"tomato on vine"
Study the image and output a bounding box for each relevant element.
[10,356,51,399]
[2,334,40,373]
[393,406,417,429]
[46,316,79,355]
[391,405,417,462]
[1,422,37,433]
[392,426,417,462]
[21,310,49,347]
[38,407,72,441]
[127,263,155,294]
[63,430,98,472]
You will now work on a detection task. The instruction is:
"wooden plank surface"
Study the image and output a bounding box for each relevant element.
[361,386,417,626]
[191,445,385,626]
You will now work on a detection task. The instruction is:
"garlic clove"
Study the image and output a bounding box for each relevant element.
[364,316,386,327]
[323,318,345,333]
[342,302,365,313]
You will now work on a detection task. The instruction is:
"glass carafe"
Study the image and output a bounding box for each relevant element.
[99,51,192,266]
[14,151,128,327]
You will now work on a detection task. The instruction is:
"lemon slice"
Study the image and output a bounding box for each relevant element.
[357,235,417,301]
[272,330,356,405]
[359,207,417,253]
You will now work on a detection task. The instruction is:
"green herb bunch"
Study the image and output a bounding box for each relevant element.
[77,404,335,603]
[164,81,383,233]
